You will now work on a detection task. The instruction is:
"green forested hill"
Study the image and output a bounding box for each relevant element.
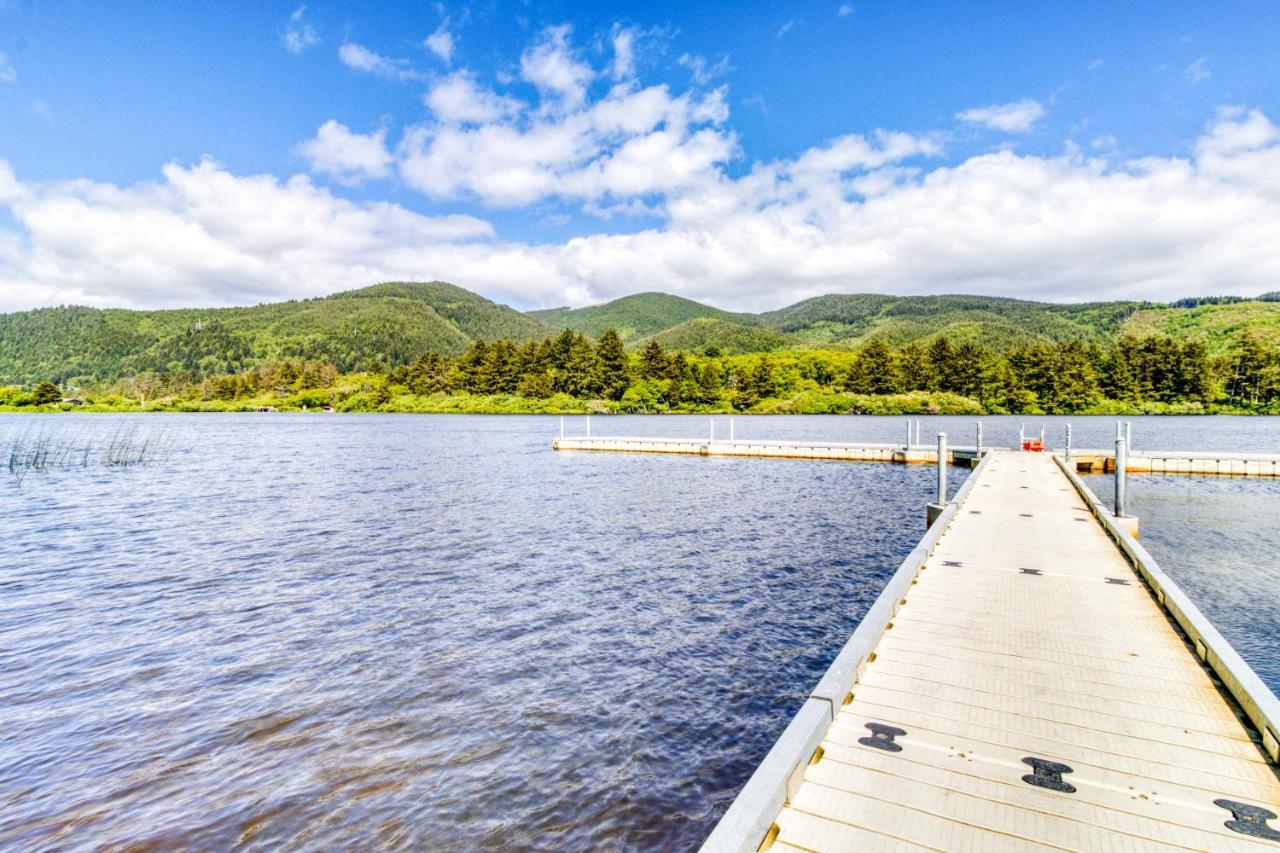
[0,282,551,385]
[2,279,1279,387]
[1120,301,1280,355]
[530,292,757,342]
[645,318,794,354]
[758,294,1145,349]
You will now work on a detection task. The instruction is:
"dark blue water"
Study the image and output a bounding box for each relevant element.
[0,414,962,851]
[1,414,1277,850]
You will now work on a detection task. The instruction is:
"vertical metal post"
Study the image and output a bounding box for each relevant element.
[937,432,948,504]
[976,421,983,455]
[1065,423,1072,459]
[1115,436,1128,517]
[1039,423,1045,447]
[905,418,912,450]
[1019,422,1025,449]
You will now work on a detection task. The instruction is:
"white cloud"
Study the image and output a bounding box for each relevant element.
[296,120,392,184]
[399,82,734,207]
[0,52,16,84]
[837,5,854,17]
[8,110,1280,314]
[0,158,492,312]
[777,19,797,38]
[338,42,423,81]
[1185,56,1211,85]
[425,26,453,64]
[424,72,521,124]
[282,6,321,55]
[610,25,636,80]
[957,99,1047,133]
[520,25,593,110]
[678,52,731,85]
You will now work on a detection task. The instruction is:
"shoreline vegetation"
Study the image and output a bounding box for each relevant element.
[3,327,1277,416]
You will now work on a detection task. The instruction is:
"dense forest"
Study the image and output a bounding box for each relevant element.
[3,281,1280,414]
[4,327,1278,414]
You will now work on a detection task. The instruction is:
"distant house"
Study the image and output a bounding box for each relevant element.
[60,398,85,406]
[257,406,278,413]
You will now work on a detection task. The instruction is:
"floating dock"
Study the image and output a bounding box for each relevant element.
[553,436,1280,477]
[697,451,1280,851]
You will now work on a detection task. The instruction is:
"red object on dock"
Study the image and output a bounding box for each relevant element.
[1022,439,1045,452]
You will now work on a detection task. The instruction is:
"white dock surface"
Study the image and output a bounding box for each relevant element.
[765,451,1280,851]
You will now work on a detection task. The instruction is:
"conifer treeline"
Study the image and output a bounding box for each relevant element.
[7,327,1279,413]
[370,328,1275,412]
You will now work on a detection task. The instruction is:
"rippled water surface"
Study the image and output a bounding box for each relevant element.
[1,414,1278,850]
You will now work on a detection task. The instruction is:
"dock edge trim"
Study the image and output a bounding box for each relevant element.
[698,450,994,853]
[1053,453,1280,766]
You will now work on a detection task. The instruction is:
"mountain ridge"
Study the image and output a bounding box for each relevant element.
[2,281,1279,385]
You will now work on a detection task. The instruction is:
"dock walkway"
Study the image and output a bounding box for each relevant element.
[703,451,1280,851]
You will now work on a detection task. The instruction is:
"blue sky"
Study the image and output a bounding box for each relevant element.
[1,1,1279,312]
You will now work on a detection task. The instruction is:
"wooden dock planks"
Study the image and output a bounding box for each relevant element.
[765,451,1280,852]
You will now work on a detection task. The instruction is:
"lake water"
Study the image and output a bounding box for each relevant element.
[1,414,1277,850]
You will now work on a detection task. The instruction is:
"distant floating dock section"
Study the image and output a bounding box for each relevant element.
[552,436,1280,477]
[553,436,981,465]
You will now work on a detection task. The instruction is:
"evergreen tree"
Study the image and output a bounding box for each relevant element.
[553,333,602,397]
[926,336,954,391]
[696,361,723,404]
[640,340,671,379]
[454,340,491,393]
[898,342,930,391]
[407,352,454,395]
[949,342,987,400]
[486,340,523,394]
[749,358,778,398]
[31,381,62,405]
[1099,343,1139,403]
[1051,340,1101,412]
[596,329,630,400]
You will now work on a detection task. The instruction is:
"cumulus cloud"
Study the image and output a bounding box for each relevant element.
[338,42,423,81]
[957,98,1047,133]
[399,82,734,207]
[0,159,492,311]
[520,25,593,110]
[425,25,453,64]
[282,6,321,54]
[424,71,521,124]
[6,109,1280,314]
[296,120,392,184]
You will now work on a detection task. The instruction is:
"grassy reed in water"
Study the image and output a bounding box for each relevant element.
[3,425,175,483]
